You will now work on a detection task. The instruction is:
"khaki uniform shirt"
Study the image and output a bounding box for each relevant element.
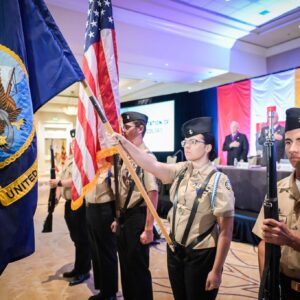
[253,171,300,280]
[166,161,235,250]
[85,171,114,204]
[117,143,158,210]
[61,156,73,201]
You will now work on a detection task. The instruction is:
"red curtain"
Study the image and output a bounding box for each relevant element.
[217,80,251,165]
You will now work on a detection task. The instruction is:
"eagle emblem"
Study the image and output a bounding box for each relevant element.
[0,67,24,151]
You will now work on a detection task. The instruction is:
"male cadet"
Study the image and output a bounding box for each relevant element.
[111,111,159,300]
[258,111,285,166]
[253,108,300,299]
[50,129,91,286]
[222,121,249,165]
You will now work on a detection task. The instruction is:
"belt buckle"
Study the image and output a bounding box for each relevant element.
[291,280,300,292]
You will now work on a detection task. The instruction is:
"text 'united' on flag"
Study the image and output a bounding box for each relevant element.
[0,0,84,274]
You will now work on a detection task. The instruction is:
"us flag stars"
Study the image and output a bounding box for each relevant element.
[84,0,114,51]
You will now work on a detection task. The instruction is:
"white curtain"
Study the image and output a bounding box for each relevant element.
[250,69,295,155]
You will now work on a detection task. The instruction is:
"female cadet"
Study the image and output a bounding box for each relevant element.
[110,117,235,300]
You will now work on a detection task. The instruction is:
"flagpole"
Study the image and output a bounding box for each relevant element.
[80,79,173,248]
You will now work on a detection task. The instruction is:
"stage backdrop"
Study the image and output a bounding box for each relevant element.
[218,68,300,164]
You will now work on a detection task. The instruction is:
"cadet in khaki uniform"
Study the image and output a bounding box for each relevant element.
[85,170,118,300]
[111,112,159,300]
[50,129,91,286]
[253,108,300,299]
[111,117,235,300]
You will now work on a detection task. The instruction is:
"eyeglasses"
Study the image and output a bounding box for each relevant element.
[181,139,205,147]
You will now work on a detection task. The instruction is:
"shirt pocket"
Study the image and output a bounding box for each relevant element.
[289,211,299,230]
[278,213,287,224]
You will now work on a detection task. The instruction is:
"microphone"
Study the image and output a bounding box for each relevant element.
[166,149,183,164]
[172,149,183,162]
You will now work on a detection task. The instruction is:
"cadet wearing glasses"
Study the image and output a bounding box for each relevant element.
[110,117,235,300]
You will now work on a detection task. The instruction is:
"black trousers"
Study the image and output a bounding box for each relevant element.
[116,207,153,300]
[167,246,218,300]
[280,273,300,300]
[64,200,91,274]
[86,202,118,297]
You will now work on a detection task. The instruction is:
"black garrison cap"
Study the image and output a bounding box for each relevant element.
[182,117,212,138]
[70,129,76,138]
[285,108,300,132]
[121,111,148,125]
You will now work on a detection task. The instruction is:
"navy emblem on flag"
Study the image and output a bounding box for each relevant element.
[0,0,84,275]
[0,45,37,207]
[0,46,33,164]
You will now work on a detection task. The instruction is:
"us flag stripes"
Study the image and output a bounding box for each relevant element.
[72,0,120,209]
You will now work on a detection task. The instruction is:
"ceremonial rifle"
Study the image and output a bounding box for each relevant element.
[42,141,56,233]
[258,107,281,300]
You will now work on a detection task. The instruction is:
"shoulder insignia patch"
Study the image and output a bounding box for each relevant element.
[225,180,232,191]
[278,187,289,193]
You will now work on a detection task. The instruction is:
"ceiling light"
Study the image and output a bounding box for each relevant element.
[165,63,169,66]
[147,72,153,76]
[63,106,78,116]
[298,25,300,29]
[127,86,132,90]
[259,10,270,16]
[198,80,203,83]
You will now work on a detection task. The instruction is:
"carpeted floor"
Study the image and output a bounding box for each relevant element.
[0,182,260,299]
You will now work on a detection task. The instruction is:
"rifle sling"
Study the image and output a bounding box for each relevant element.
[121,166,142,214]
[185,223,216,252]
[170,168,187,241]
[120,150,155,214]
[112,154,120,218]
[258,205,280,300]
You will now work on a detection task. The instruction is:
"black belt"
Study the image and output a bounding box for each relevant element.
[86,201,115,207]
[281,273,300,293]
[170,223,215,260]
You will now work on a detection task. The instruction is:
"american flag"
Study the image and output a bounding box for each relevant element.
[72,0,120,209]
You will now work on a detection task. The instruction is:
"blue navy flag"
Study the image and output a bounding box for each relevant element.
[0,0,84,274]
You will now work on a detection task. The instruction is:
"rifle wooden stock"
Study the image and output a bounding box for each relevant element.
[42,144,56,233]
[258,111,281,300]
[81,79,173,248]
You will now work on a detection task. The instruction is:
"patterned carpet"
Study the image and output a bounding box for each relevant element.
[0,184,260,299]
[150,235,259,300]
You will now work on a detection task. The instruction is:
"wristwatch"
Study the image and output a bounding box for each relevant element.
[57,180,62,187]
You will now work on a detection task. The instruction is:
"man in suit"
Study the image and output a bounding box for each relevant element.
[222,121,249,165]
[258,112,285,166]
